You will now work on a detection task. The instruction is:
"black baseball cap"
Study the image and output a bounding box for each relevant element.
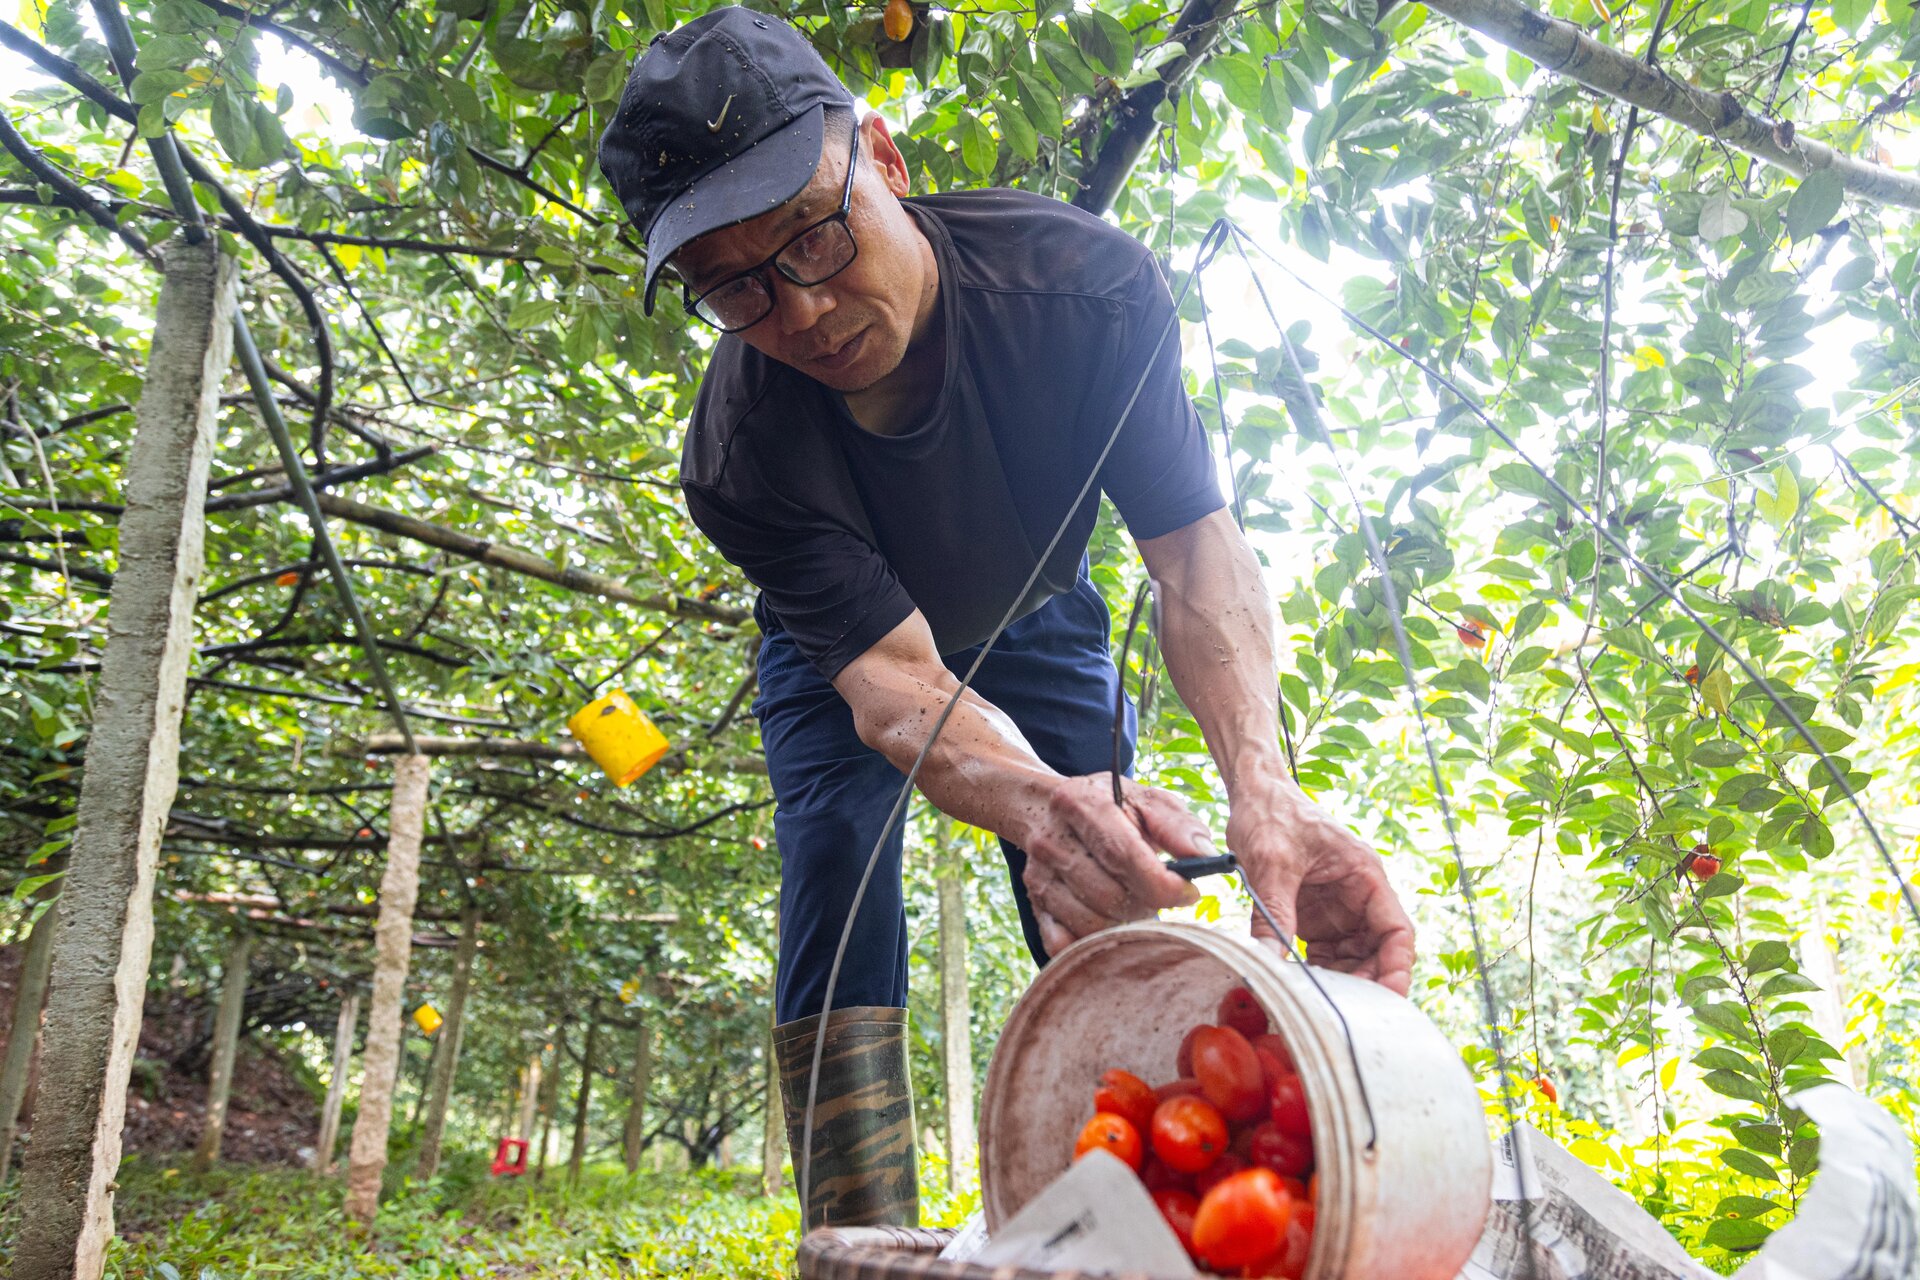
[597,7,856,314]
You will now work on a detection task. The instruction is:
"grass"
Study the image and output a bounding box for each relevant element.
[0,1148,982,1279]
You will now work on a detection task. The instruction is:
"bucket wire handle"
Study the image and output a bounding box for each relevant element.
[1118,573,1383,1151]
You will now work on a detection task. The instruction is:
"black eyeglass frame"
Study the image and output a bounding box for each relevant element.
[681,115,862,333]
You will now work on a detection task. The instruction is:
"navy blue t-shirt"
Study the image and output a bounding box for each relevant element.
[680,188,1224,679]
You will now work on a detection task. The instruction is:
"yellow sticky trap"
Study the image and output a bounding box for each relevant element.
[413,1003,443,1036]
[566,688,671,787]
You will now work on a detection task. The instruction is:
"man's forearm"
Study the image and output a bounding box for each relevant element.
[834,656,1060,844]
[1140,510,1290,801]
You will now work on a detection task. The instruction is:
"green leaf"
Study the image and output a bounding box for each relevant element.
[1699,189,1749,241]
[1786,170,1845,240]
[1720,1148,1780,1182]
[1704,1068,1769,1104]
[210,89,257,168]
[1754,464,1800,529]
[955,114,995,178]
[1704,1217,1774,1251]
[1713,1194,1785,1220]
[1745,940,1792,974]
[584,50,628,103]
[1701,667,1733,715]
[1767,1027,1807,1066]
[1315,562,1349,603]
[1759,971,1820,998]
[996,100,1038,162]
[1694,1046,1759,1076]
[1693,739,1746,767]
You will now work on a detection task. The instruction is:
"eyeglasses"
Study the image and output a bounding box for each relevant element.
[683,116,861,333]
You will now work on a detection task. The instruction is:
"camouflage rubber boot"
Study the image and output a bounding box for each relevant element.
[773,1005,919,1230]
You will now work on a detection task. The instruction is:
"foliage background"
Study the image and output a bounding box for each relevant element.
[4,0,1920,1269]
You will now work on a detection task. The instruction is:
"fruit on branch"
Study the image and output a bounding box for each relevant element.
[1532,1074,1558,1106]
[883,0,914,42]
[1456,618,1489,649]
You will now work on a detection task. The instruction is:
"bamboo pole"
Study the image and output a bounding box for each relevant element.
[315,989,360,1174]
[191,931,253,1171]
[414,905,481,1178]
[342,755,431,1223]
[938,869,975,1191]
[0,900,58,1182]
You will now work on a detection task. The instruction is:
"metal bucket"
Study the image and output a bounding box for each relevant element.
[977,921,1491,1279]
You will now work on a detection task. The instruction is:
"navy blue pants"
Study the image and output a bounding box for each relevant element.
[756,571,1135,1024]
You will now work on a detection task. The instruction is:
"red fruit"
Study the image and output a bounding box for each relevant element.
[1684,664,1701,685]
[274,570,301,587]
[1192,1168,1295,1271]
[1533,1075,1559,1106]
[1192,1026,1267,1123]
[1195,1151,1249,1197]
[883,0,913,42]
[1248,1120,1314,1178]
[1456,618,1489,649]
[1244,1202,1316,1278]
[1176,1025,1209,1077]
[1688,851,1722,881]
[1152,1188,1201,1257]
[1217,986,1269,1038]
[750,836,768,850]
[1074,1112,1143,1170]
[1251,1034,1295,1078]
[1141,1154,1193,1194]
[1269,1072,1311,1139]
[355,827,373,839]
[1151,1095,1230,1174]
[1094,1069,1158,1135]
[1156,1076,1207,1103]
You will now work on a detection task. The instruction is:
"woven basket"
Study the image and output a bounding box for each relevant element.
[795,1226,1171,1279]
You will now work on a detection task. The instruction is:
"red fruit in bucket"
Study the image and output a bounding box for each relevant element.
[1218,985,1269,1038]
[1252,1032,1295,1076]
[1195,1151,1250,1196]
[1192,1167,1295,1270]
[1156,1076,1206,1103]
[1151,1095,1229,1174]
[1074,1112,1143,1170]
[1192,1026,1267,1123]
[1270,1071,1311,1139]
[1248,1120,1314,1178]
[1152,1188,1200,1256]
[1176,1024,1209,1077]
[1141,1154,1192,1193]
[1094,1068,1158,1134]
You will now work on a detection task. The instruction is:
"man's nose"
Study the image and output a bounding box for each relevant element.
[770,275,835,335]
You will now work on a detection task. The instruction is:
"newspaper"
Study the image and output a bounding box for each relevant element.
[938,1148,1197,1277]
[944,1085,1916,1280]
[1467,1085,1918,1280]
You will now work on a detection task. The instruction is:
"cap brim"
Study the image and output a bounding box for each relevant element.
[641,103,828,315]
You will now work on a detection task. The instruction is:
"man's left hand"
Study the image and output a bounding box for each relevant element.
[1227,779,1415,996]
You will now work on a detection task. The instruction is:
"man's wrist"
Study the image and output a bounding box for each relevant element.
[1222,746,1299,808]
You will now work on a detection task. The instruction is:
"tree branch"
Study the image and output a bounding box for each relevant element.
[1418,0,1920,208]
[312,491,751,625]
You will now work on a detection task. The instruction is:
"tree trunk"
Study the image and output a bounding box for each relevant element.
[516,1052,542,1143]
[568,1014,599,1183]
[761,1015,783,1197]
[415,904,481,1178]
[315,989,360,1174]
[1419,0,1920,209]
[0,898,59,1182]
[535,1022,564,1182]
[621,1018,651,1175]
[938,869,975,1191]
[13,240,236,1280]
[342,754,431,1224]
[192,931,253,1171]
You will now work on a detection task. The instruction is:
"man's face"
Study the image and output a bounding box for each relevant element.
[672,116,929,394]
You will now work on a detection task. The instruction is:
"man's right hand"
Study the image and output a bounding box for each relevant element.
[1012,774,1212,957]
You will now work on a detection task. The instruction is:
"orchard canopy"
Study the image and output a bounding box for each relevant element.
[3,0,1920,1269]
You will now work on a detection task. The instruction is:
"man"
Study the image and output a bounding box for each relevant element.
[598,7,1414,1228]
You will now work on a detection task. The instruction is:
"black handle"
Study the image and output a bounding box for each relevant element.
[1165,852,1238,881]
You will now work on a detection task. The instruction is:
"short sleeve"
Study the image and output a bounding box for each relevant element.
[1091,257,1226,540]
[683,480,917,679]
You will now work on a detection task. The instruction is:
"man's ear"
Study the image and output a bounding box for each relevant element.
[860,114,913,199]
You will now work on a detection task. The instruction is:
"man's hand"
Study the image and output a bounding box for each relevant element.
[1014,774,1213,957]
[1227,779,1414,996]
